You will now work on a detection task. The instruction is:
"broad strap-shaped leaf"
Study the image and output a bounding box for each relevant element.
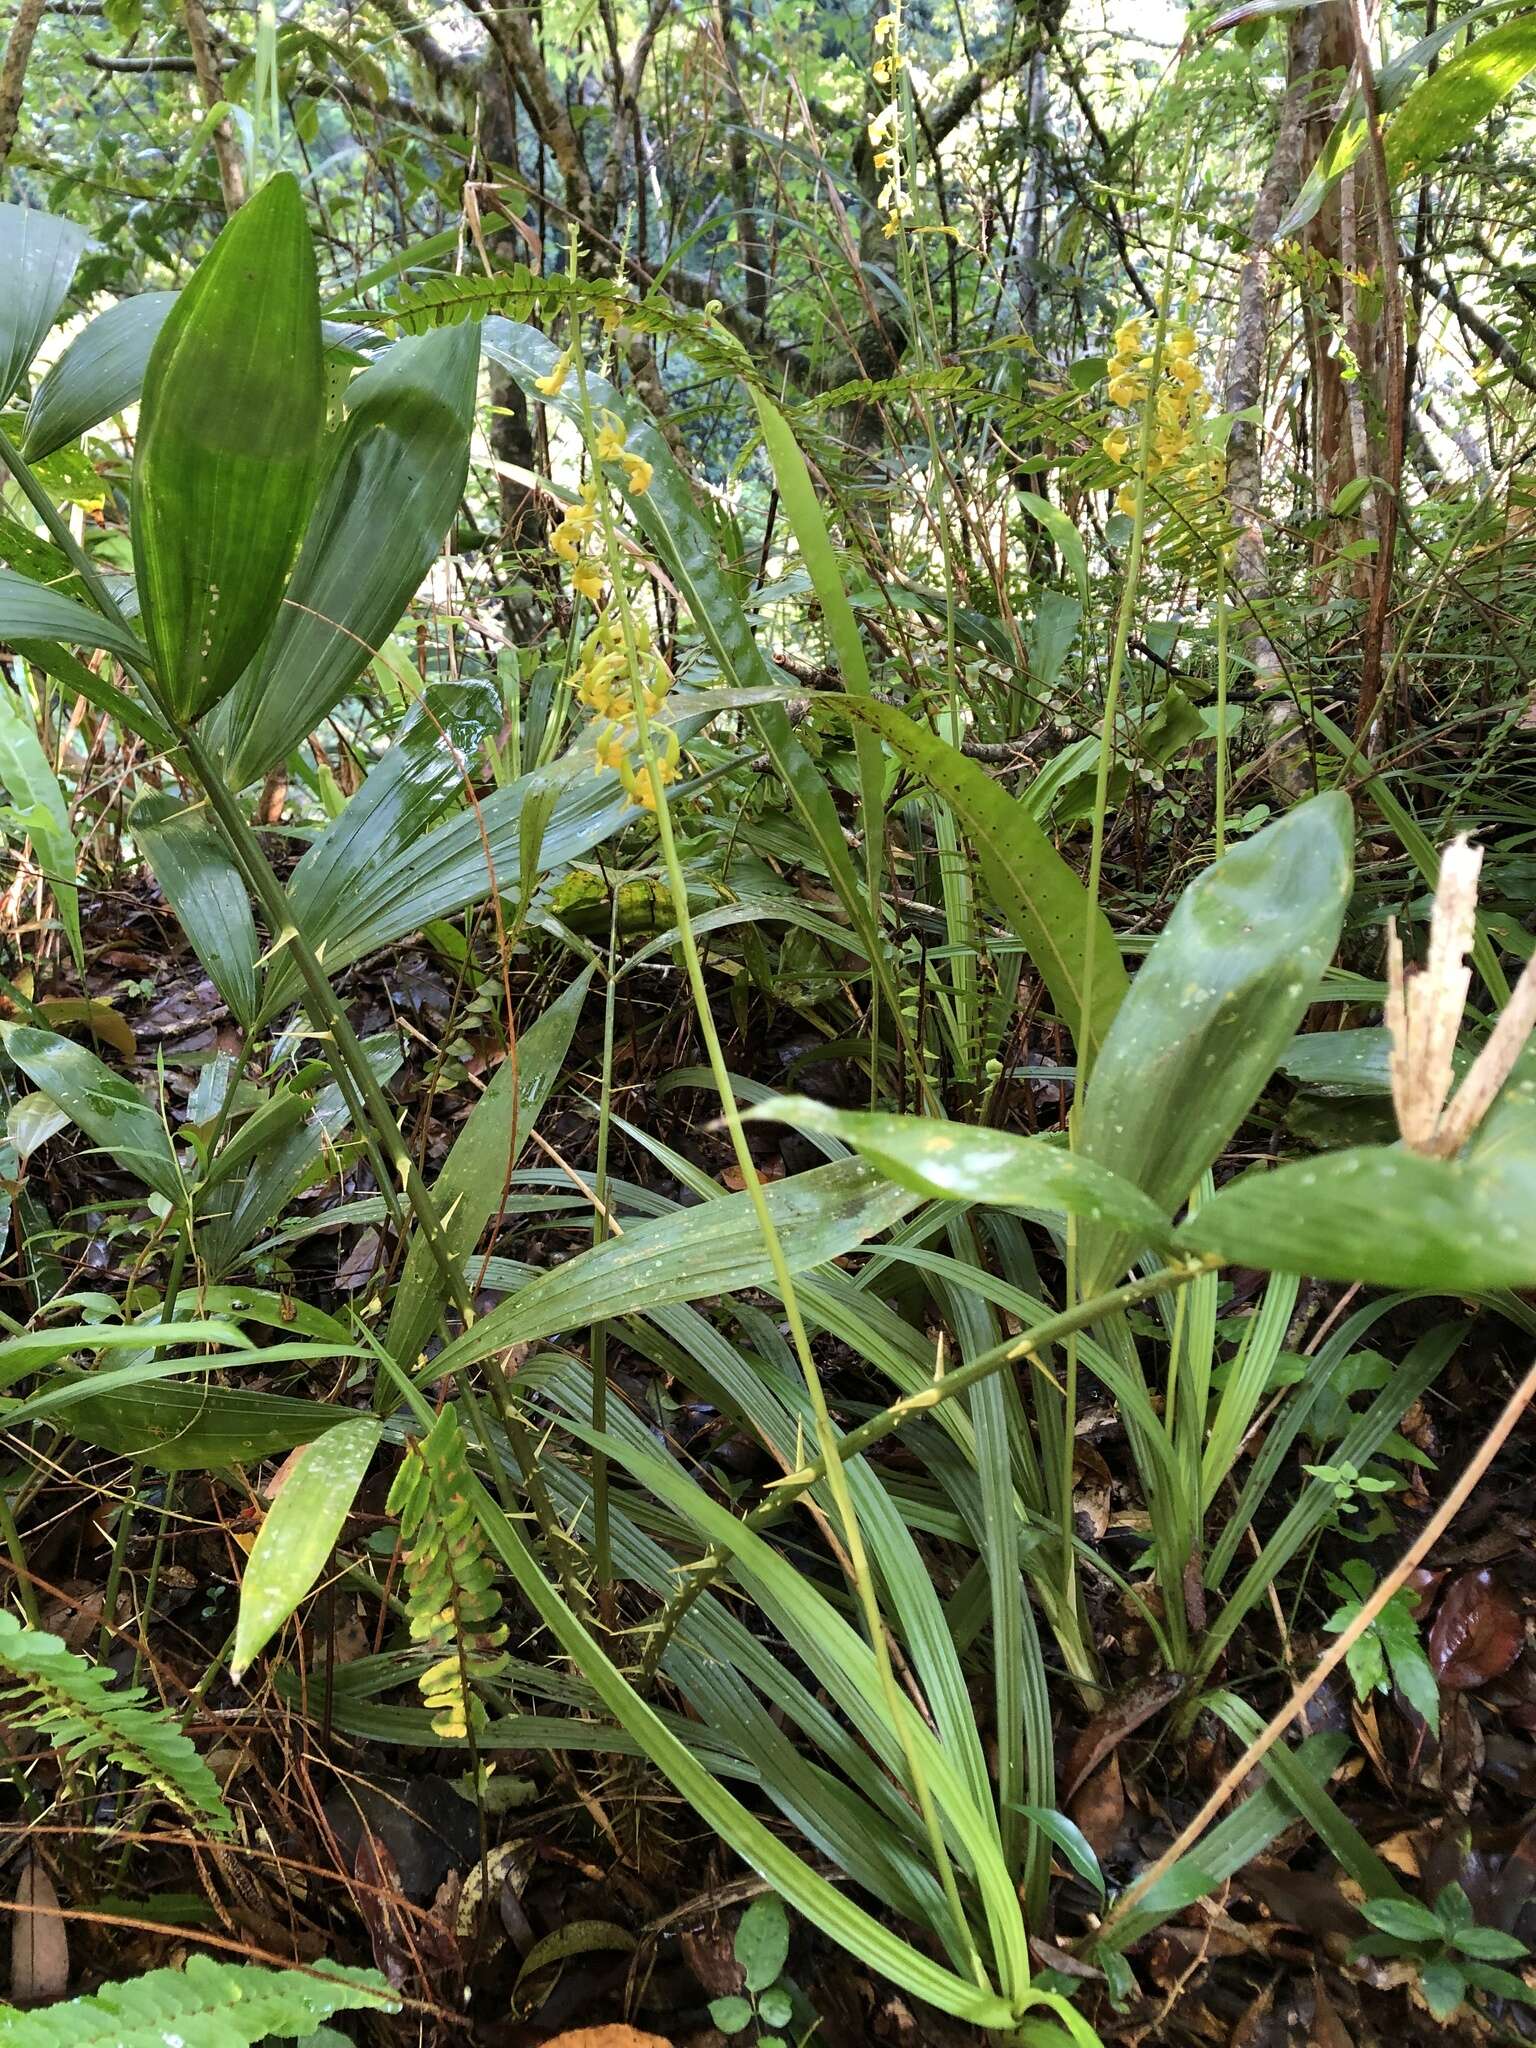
[0,567,153,668]
[748,391,885,906]
[0,1021,181,1201]
[62,1381,345,1470]
[746,1095,1173,1247]
[22,291,177,461]
[261,738,651,991]
[231,1416,380,1680]
[216,321,478,788]
[0,672,82,974]
[20,298,379,463]
[1076,792,1352,1292]
[1178,1093,1536,1291]
[835,697,1127,1070]
[1386,12,1536,181]
[0,202,88,406]
[1279,0,1525,235]
[132,172,325,721]
[428,1158,921,1380]
[273,674,500,1001]
[386,965,594,1369]
[132,791,260,1026]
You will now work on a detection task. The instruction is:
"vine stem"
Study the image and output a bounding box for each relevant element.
[0,422,593,1622]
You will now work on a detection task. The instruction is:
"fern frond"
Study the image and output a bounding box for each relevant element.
[0,1610,231,1833]
[386,1406,507,1738]
[0,1952,396,2045]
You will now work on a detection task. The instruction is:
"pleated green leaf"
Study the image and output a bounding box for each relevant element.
[387,966,593,1369]
[0,1021,181,1201]
[1178,1094,1536,1290]
[216,322,478,787]
[0,202,88,406]
[22,290,176,461]
[836,697,1127,1071]
[132,172,325,722]
[746,1096,1172,1246]
[231,1416,380,1680]
[1078,792,1353,1292]
[428,1158,921,1380]
[132,791,260,1026]
[0,567,153,668]
[1386,13,1536,181]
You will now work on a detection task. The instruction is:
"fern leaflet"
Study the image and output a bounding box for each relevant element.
[386,1405,508,1738]
[0,1953,396,2044]
[0,1609,231,1832]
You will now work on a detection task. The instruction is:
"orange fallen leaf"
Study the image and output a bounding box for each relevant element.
[544,2031,672,2048]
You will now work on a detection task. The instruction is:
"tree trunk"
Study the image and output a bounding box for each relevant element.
[183,0,245,211]
[1221,6,1328,791]
[0,0,47,174]
[479,56,549,616]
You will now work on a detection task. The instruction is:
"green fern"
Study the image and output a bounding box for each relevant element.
[386,1406,508,1739]
[0,1610,231,1832]
[0,1953,396,2044]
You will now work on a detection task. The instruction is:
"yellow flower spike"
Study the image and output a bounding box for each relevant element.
[873,149,894,169]
[874,10,899,38]
[1115,482,1138,515]
[1102,427,1131,464]
[1167,327,1197,360]
[598,300,625,334]
[868,103,898,142]
[534,350,572,398]
[571,560,605,603]
[1107,374,1146,407]
[551,520,582,563]
[621,450,653,495]
[593,725,630,778]
[594,411,628,462]
[625,753,678,813]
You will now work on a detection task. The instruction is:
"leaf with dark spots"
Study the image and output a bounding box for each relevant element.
[1430,1569,1524,1690]
[1061,1673,1185,1801]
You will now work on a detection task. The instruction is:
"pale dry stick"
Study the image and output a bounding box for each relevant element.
[526,1126,625,1237]
[1106,1346,1536,1936]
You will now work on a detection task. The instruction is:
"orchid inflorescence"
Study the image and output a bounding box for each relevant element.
[869,12,911,239]
[577,611,679,813]
[1102,315,1223,518]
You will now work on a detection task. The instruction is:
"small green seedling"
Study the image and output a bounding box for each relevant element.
[709,1894,796,2045]
[1302,1458,1398,1517]
[1353,1881,1536,2021]
[1324,1560,1440,1734]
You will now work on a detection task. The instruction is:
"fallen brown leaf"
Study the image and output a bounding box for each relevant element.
[1429,1568,1523,1689]
[544,2031,673,2048]
[10,1859,68,2004]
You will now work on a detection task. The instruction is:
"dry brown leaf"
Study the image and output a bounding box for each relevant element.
[10,1859,68,2004]
[544,2031,673,2048]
